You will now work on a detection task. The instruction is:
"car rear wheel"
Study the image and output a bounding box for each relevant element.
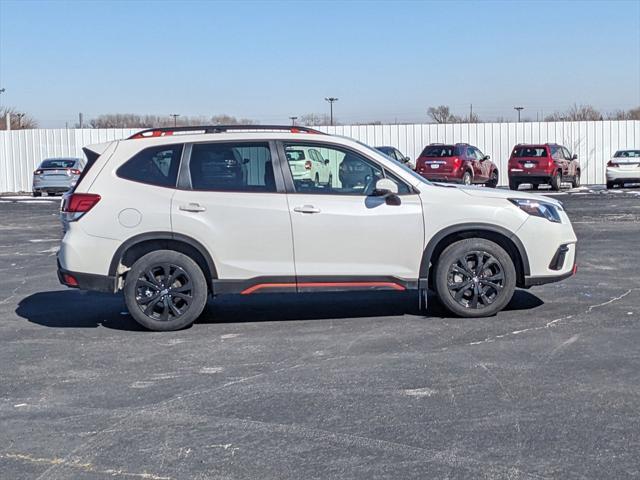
[327,174,333,187]
[434,239,516,318]
[508,179,520,190]
[485,170,499,188]
[124,250,208,331]
[571,172,581,188]
[607,181,617,189]
[32,191,41,197]
[550,172,561,191]
[462,171,472,185]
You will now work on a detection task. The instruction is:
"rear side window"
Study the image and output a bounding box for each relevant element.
[117,144,183,188]
[421,145,454,157]
[512,147,547,158]
[189,142,275,192]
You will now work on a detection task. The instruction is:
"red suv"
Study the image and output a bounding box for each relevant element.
[508,144,580,191]
[415,143,499,187]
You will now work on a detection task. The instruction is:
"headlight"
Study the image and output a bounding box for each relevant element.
[509,198,562,223]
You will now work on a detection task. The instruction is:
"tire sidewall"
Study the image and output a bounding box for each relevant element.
[124,250,208,331]
[434,239,516,318]
[462,171,472,185]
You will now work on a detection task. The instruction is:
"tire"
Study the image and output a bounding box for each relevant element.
[314,173,320,185]
[124,250,208,331]
[462,171,472,185]
[606,181,616,189]
[571,172,581,188]
[434,238,516,318]
[485,170,498,188]
[508,179,520,191]
[327,174,333,187]
[550,172,561,191]
[32,191,41,197]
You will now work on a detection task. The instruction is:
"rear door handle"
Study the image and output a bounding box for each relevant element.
[293,205,321,214]
[179,203,206,212]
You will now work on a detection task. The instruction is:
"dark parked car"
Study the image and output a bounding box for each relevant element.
[415,143,499,187]
[374,146,414,169]
[508,143,580,191]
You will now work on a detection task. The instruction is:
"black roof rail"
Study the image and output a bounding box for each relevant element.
[128,125,326,139]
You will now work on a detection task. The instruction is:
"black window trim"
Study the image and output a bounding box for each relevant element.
[178,139,286,194]
[275,140,418,196]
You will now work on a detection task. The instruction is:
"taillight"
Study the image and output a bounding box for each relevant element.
[607,161,618,167]
[61,193,101,222]
[70,169,81,175]
[304,160,312,170]
[34,169,43,175]
[452,157,461,168]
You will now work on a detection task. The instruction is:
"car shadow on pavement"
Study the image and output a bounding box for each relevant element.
[16,290,145,331]
[17,289,544,330]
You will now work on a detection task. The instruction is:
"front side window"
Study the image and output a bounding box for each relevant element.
[189,142,275,192]
[284,143,409,195]
[117,144,183,188]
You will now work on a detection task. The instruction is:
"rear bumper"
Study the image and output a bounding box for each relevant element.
[606,168,640,182]
[57,260,116,293]
[509,174,552,184]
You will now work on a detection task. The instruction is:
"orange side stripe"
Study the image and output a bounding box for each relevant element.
[241,281,405,295]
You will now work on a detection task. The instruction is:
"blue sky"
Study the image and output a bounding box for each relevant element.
[0,0,638,127]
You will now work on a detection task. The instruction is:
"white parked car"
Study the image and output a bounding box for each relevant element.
[58,125,578,331]
[286,145,332,187]
[606,149,640,189]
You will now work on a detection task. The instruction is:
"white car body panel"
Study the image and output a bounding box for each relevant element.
[288,193,424,278]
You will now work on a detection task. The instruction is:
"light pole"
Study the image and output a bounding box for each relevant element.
[0,88,5,110]
[289,116,298,126]
[514,106,524,122]
[16,113,25,129]
[325,97,338,126]
[170,113,180,127]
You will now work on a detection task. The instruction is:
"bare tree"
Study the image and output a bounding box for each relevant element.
[299,113,333,126]
[545,104,603,122]
[0,106,38,129]
[426,105,470,123]
[83,113,258,128]
[608,106,640,120]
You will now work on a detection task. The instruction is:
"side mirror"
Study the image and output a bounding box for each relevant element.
[372,178,399,197]
[243,158,250,165]
[572,154,578,160]
[403,156,411,163]
[324,159,330,165]
[482,155,490,161]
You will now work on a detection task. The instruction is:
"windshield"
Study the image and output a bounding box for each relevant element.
[614,150,640,158]
[357,141,432,185]
[41,159,77,169]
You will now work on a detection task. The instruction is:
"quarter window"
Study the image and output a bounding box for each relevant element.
[117,144,183,188]
[189,142,275,192]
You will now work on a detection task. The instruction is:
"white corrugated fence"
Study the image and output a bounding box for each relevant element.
[1,121,639,193]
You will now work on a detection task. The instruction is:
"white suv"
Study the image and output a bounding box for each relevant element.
[58,126,578,331]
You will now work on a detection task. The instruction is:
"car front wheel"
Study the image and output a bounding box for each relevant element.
[434,239,516,318]
[124,250,208,331]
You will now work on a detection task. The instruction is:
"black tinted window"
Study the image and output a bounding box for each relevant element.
[41,159,77,169]
[421,145,454,157]
[512,147,548,158]
[117,145,183,188]
[189,142,275,192]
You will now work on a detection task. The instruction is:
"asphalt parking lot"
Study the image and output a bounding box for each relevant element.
[1,188,639,480]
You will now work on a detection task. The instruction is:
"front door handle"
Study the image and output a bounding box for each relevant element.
[293,205,321,214]
[179,203,206,213]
